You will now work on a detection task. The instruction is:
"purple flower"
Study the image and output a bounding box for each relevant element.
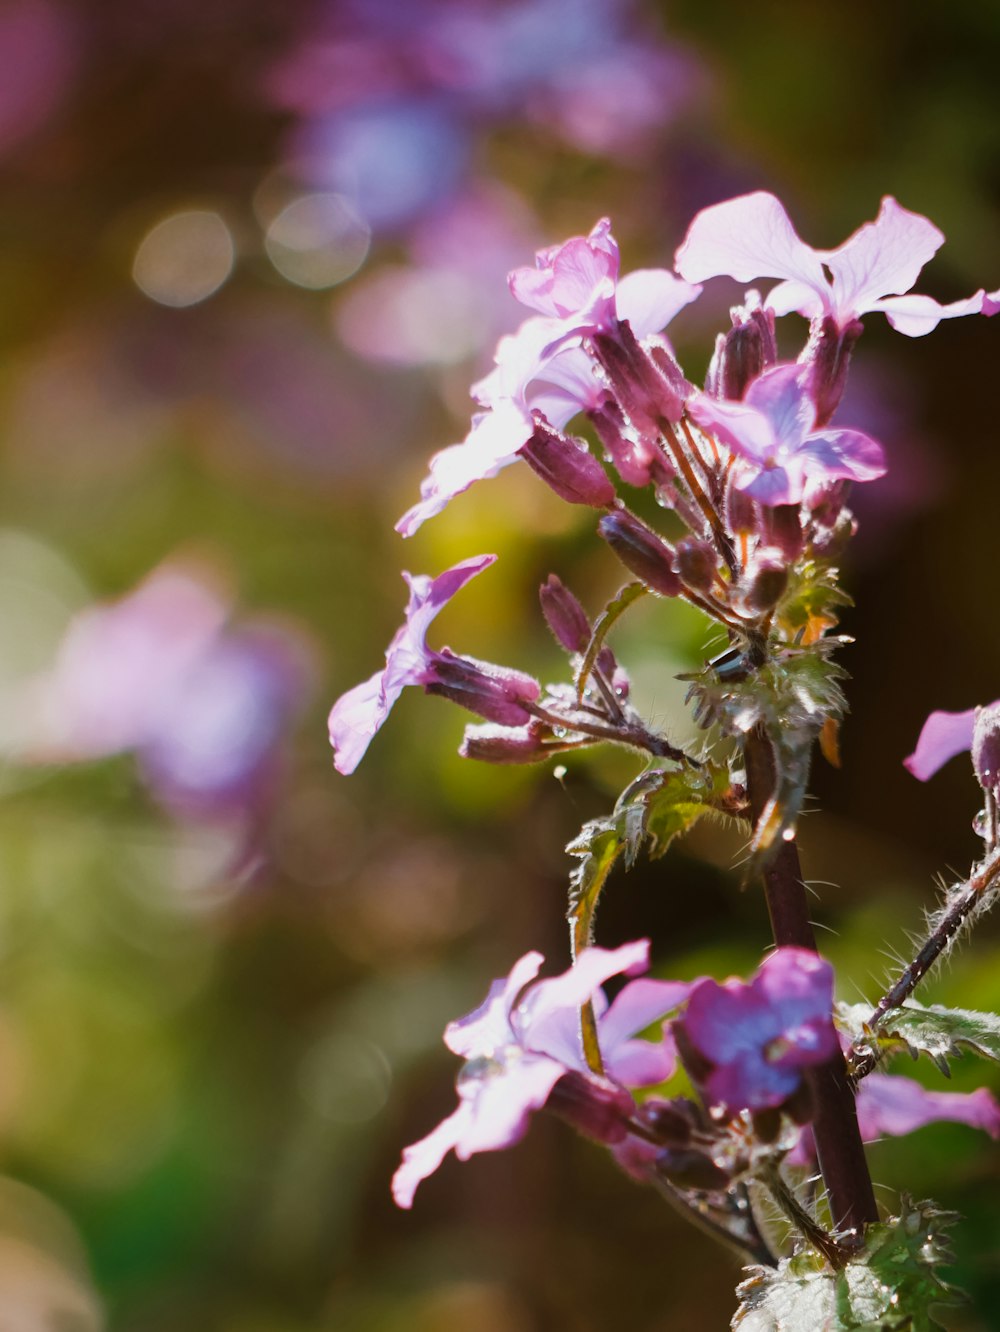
[688,364,886,505]
[329,555,540,774]
[789,1072,1000,1163]
[21,562,313,820]
[396,223,700,536]
[675,191,985,337]
[392,939,690,1207]
[679,947,838,1116]
[904,700,1000,791]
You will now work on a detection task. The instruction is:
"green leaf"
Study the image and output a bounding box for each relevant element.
[838,1000,1000,1077]
[687,643,847,872]
[574,580,647,703]
[733,1199,960,1331]
[566,759,741,950]
[776,556,853,641]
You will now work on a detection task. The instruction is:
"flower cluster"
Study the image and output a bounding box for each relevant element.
[330,194,1000,1291]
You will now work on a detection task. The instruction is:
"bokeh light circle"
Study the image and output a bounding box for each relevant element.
[264,192,370,289]
[132,210,234,307]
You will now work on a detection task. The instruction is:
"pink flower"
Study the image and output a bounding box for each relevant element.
[688,364,886,505]
[790,1072,1000,1163]
[678,948,838,1115]
[904,700,1000,791]
[675,192,984,337]
[397,221,700,536]
[329,555,539,774]
[392,940,690,1207]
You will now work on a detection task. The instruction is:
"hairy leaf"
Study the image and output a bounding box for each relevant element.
[776,557,853,645]
[839,1000,1000,1077]
[733,1199,959,1331]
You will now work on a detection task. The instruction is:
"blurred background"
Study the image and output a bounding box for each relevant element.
[0,0,998,1328]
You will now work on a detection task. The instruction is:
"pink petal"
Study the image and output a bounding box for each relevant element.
[444,950,544,1058]
[600,977,692,1051]
[688,392,778,463]
[903,707,977,781]
[856,1073,1000,1140]
[674,192,827,295]
[509,219,618,320]
[392,1101,472,1208]
[823,197,943,321]
[872,290,986,337]
[328,670,390,776]
[983,288,1000,317]
[743,363,814,449]
[519,941,652,1034]
[805,429,887,482]
[604,1026,679,1087]
[454,1057,565,1156]
[615,268,701,338]
[395,400,534,536]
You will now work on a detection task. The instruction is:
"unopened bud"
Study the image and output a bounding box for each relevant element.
[741,550,788,613]
[655,1147,730,1192]
[726,484,758,537]
[521,420,617,508]
[427,650,540,726]
[460,722,553,764]
[598,510,681,597]
[546,1070,634,1144]
[674,536,718,594]
[589,400,673,490]
[972,702,1000,792]
[635,1096,700,1147]
[803,314,864,427]
[539,574,591,654]
[763,504,804,561]
[706,293,777,401]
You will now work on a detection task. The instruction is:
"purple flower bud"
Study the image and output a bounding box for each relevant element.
[726,484,758,537]
[460,721,559,764]
[598,510,681,597]
[546,1070,635,1144]
[740,549,788,613]
[539,574,592,654]
[634,1096,699,1146]
[763,504,804,561]
[426,650,540,726]
[705,293,777,401]
[589,399,673,490]
[591,325,688,431]
[802,314,864,427]
[674,536,718,594]
[656,1146,730,1191]
[972,701,1000,792]
[520,420,617,508]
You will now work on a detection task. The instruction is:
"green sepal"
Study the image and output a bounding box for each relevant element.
[687,643,847,872]
[839,1000,1000,1077]
[733,1198,960,1331]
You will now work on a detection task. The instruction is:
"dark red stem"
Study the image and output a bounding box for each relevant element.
[744,726,879,1239]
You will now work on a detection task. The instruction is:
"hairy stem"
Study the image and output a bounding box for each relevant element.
[743,726,879,1239]
[760,1162,849,1270]
[849,846,1000,1083]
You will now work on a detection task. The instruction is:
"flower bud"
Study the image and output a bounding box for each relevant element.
[803,313,864,427]
[597,510,681,597]
[521,420,617,508]
[634,1096,700,1146]
[705,293,777,401]
[726,484,758,538]
[589,400,673,490]
[740,549,788,613]
[539,574,591,654]
[426,650,540,726]
[674,536,718,594]
[972,702,1000,792]
[763,504,804,561]
[655,1146,730,1192]
[460,722,555,764]
[546,1070,635,1145]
